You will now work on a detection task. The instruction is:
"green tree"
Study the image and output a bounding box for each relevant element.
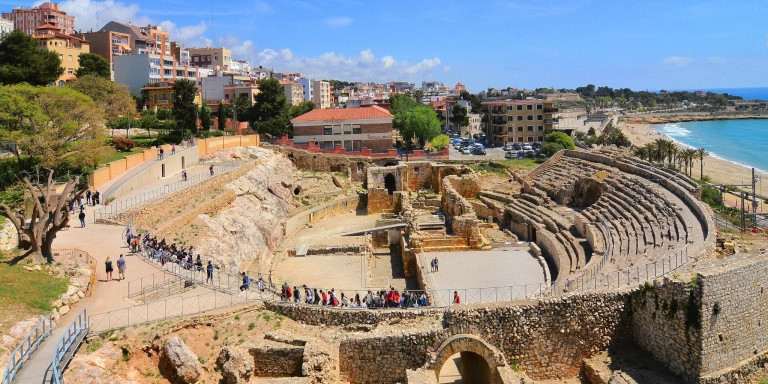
[250,78,289,136]
[172,79,198,138]
[157,108,172,121]
[75,53,110,78]
[139,110,159,137]
[216,102,228,130]
[0,30,63,86]
[199,105,212,131]
[696,148,709,179]
[288,101,315,119]
[430,134,450,150]
[398,105,441,149]
[543,131,575,151]
[540,142,565,157]
[67,74,134,121]
[413,89,424,102]
[450,104,469,131]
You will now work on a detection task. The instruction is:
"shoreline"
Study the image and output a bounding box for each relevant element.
[621,112,768,125]
[618,121,768,213]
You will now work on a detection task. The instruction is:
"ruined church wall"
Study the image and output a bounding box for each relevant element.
[284,195,359,237]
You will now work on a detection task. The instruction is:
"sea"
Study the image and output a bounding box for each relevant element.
[651,87,768,175]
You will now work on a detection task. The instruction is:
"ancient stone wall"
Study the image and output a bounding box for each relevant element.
[262,143,378,182]
[630,277,701,382]
[249,341,304,377]
[698,257,768,381]
[368,188,402,214]
[405,162,436,191]
[339,330,446,384]
[264,301,444,326]
[440,175,482,244]
[444,291,633,380]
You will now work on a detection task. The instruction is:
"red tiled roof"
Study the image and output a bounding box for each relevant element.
[291,106,393,123]
[35,23,60,30]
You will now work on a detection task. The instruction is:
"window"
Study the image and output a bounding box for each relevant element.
[507,137,514,142]
[517,137,524,142]
[527,126,533,131]
[537,104,543,110]
[352,124,362,134]
[517,126,523,132]
[193,57,198,62]
[528,136,534,142]
[214,55,218,61]
[516,105,522,110]
[343,124,352,134]
[321,141,334,149]
[507,116,514,122]
[323,125,332,135]
[333,125,342,135]
[537,115,543,120]
[517,116,523,121]
[538,126,544,131]
[67,68,73,74]
[527,104,533,110]
[508,127,515,132]
[527,115,533,121]
[507,105,514,111]
[164,69,172,75]
[538,136,544,141]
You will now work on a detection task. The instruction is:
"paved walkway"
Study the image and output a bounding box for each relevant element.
[9,149,249,383]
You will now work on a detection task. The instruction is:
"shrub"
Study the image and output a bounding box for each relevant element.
[112,137,136,152]
[429,134,450,151]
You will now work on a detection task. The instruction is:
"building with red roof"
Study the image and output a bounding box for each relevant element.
[290,106,394,153]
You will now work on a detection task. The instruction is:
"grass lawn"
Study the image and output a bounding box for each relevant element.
[0,250,69,314]
[101,147,147,165]
[468,158,541,175]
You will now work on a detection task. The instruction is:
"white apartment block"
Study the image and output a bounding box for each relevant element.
[312,80,331,109]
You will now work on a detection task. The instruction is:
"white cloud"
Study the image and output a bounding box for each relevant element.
[49,0,149,31]
[324,16,353,27]
[663,56,694,67]
[403,58,442,75]
[443,66,451,73]
[255,48,444,82]
[159,20,211,47]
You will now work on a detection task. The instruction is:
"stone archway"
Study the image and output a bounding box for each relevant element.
[430,334,507,384]
[384,173,397,195]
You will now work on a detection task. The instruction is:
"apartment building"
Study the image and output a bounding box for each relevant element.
[97,21,170,56]
[188,47,231,71]
[3,2,74,35]
[114,53,203,94]
[74,29,131,80]
[482,100,557,146]
[170,41,190,66]
[281,81,304,106]
[291,106,394,153]
[295,78,313,106]
[33,24,89,85]
[0,18,13,37]
[312,80,331,109]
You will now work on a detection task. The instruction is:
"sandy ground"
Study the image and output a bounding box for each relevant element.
[620,122,768,212]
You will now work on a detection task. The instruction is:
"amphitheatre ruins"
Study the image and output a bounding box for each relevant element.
[5,137,768,384]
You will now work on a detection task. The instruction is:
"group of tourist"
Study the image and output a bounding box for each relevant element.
[85,190,101,205]
[280,284,430,308]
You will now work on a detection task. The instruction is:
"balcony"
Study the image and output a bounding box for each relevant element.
[543,107,558,113]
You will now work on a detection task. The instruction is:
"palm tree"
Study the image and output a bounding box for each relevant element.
[696,148,709,179]
[643,143,656,162]
[653,138,666,163]
[683,149,697,176]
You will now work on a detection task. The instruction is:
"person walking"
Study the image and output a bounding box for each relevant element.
[430,258,435,273]
[171,144,176,155]
[206,261,214,284]
[159,148,165,159]
[453,291,461,304]
[209,165,214,176]
[433,256,439,272]
[78,208,86,228]
[240,272,250,291]
[85,190,92,204]
[258,277,265,292]
[105,257,114,281]
[117,254,126,281]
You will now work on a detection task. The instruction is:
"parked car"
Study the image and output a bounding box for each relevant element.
[533,142,542,150]
[461,146,473,154]
[513,143,522,151]
[522,144,533,151]
[524,150,535,158]
[504,150,517,159]
[502,144,514,151]
[471,146,486,155]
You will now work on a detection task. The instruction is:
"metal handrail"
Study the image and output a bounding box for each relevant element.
[1,315,53,384]
[51,308,89,384]
[93,160,247,223]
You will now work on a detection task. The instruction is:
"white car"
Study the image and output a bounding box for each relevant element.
[522,144,533,151]
[461,146,473,154]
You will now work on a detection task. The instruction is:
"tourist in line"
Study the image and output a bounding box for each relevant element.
[320,289,328,305]
[453,291,460,304]
[206,261,214,283]
[293,286,301,303]
[105,256,113,281]
[78,208,86,228]
[258,277,265,292]
[240,272,250,291]
[282,283,292,302]
[341,292,349,307]
[209,165,214,176]
[304,285,313,304]
[117,254,126,281]
[195,255,203,271]
[181,169,188,181]
[329,289,338,306]
[313,288,320,304]
[86,190,92,204]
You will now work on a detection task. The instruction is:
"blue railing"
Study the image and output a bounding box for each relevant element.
[51,309,89,384]
[1,314,53,384]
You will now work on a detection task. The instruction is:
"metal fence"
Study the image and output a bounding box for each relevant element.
[53,248,97,297]
[52,308,88,384]
[89,289,269,333]
[93,161,247,223]
[1,315,53,384]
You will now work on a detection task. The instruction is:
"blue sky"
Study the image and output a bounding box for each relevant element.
[9,0,768,92]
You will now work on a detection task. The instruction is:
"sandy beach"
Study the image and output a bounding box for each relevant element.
[619,122,768,212]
